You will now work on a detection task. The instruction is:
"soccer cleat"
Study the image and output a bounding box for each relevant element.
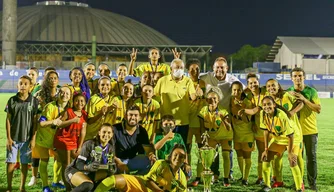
[28,176,37,187]
[260,186,271,192]
[190,177,201,187]
[51,182,65,189]
[271,181,284,188]
[255,177,264,185]
[42,186,54,192]
[223,178,231,187]
[242,179,249,186]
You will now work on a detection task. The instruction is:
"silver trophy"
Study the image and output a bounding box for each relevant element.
[199,131,219,192]
[91,146,108,170]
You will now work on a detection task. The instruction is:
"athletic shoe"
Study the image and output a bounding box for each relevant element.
[229,174,234,181]
[211,175,219,184]
[42,186,54,192]
[223,178,231,187]
[28,176,37,187]
[271,176,276,183]
[51,182,65,189]
[309,185,318,192]
[190,177,201,187]
[36,172,40,178]
[242,179,249,186]
[271,181,284,188]
[260,186,271,192]
[255,177,264,185]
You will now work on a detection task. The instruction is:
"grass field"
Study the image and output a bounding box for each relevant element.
[0,93,333,192]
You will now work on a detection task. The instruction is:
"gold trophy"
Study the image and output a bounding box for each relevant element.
[199,131,218,192]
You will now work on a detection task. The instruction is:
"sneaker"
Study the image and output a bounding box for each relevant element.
[36,172,40,178]
[190,177,201,187]
[272,181,284,188]
[211,175,219,184]
[260,186,271,192]
[51,182,65,189]
[229,174,234,181]
[310,185,318,192]
[255,177,264,185]
[14,162,20,170]
[28,176,37,187]
[271,176,276,183]
[42,186,54,192]
[242,179,249,186]
[223,178,231,187]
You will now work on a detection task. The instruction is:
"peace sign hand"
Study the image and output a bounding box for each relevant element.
[172,48,181,59]
[195,84,203,97]
[130,48,138,61]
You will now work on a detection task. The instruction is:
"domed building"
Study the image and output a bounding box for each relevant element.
[0,1,211,69]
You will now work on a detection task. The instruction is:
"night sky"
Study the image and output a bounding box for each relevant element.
[2,0,334,54]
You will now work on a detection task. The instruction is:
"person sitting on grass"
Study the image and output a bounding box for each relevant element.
[94,144,188,192]
[5,75,39,192]
[64,123,122,192]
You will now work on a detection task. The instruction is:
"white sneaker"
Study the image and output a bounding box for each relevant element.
[28,176,37,186]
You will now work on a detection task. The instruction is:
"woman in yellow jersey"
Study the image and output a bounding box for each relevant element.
[33,86,71,192]
[129,47,171,77]
[27,67,40,94]
[67,67,91,107]
[85,76,118,140]
[260,96,304,192]
[266,79,305,188]
[239,73,267,185]
[110,64,128,96]
[134,71,153,98]
[34,71,60,110]
[95,144,188,192]
[198,86,233,186]
[230,81,254,186]
[185,59,206,186]
[134,84,160,143]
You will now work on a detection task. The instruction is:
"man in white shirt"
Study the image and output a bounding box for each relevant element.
[200,57,245,181]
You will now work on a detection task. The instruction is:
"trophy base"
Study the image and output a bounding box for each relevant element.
[201,170,213,192]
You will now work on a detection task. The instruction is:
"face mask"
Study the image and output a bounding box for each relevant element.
[173,69,184,78]
[162,126,174,133]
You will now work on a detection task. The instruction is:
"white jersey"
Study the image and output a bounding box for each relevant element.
[200,72,245,110]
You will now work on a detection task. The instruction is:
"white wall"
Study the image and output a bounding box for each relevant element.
[274,44,301,69]
[302,59,326,74]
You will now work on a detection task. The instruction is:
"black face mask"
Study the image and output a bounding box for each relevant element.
[162,126,175,134]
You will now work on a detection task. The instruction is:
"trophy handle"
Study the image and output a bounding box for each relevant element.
[214,144,220,159]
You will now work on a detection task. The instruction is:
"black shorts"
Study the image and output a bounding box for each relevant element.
[65,166,95,187]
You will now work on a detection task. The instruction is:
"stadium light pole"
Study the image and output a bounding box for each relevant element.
[2,0,17,69]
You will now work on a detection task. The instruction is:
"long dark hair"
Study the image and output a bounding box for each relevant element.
[69,67,91,101]
[262,95,291,118]
[40,71,59,104]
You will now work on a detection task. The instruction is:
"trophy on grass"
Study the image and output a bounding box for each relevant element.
[199,131,218,192]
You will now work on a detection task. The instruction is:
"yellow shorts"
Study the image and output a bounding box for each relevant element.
[268,142,301,156]
[122,174,147,192]
[234,142,255,152]
[187,127,201,144]
[32,144,55,159]
[208,139,232,151]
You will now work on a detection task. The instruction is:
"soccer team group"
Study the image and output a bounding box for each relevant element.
[5,48,320,192]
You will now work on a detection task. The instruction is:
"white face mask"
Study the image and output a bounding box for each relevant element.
[173,69,184,78]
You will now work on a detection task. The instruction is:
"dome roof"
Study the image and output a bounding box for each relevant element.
[0,4,177,45]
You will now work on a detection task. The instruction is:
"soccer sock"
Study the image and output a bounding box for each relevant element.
[257,162,263,179]
[262,162,271,187]
[274,155,283,182]
[237,156,244,178]
[95,175,116,192]
[244,158,252,180]
[39,160,48,187]
[222,151,230,179]
[53,160,62,183]
[72,182,94,192]
[297,152,304,181]
[290,165,302,190]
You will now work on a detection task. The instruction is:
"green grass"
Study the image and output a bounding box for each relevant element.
[0,93,333,192]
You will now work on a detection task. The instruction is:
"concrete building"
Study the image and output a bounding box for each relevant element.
[266,36,334,74]
[0,1,211,70]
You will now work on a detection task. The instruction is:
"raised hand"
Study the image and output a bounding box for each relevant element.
[195,84,204,97]
[172,48,181,59]
[130,48,138,61]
